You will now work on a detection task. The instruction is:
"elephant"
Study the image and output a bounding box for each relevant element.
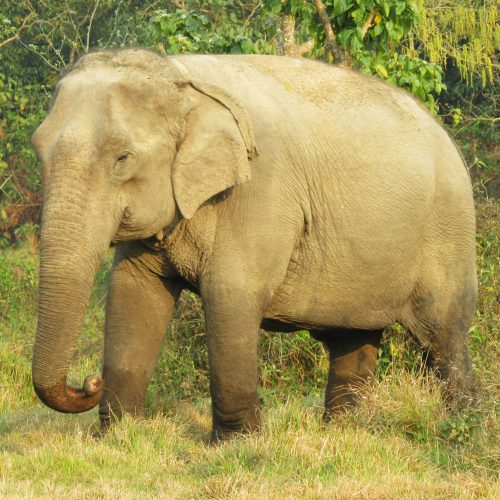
[31,48,477,441]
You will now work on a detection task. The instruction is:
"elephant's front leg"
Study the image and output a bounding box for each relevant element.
[100,242,181,430]
[202,281,262,442]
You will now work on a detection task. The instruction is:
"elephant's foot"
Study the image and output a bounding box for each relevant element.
[99,412,114,434]
[430,358,478,411]
[98,405,119,434]
[98,393,146,433]
[210,397,261,444]
[323,384,360,421]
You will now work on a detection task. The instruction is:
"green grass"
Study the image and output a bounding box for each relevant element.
[0,199,498,498]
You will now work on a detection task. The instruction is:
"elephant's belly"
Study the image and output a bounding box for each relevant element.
[263,261,416,331]
[263,290,396,331]
[263,212,424,331]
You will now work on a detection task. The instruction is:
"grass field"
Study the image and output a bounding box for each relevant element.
[0,198,498,499]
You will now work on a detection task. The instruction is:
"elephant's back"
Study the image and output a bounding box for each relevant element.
[173,54,430,125]
[171,55,462,180]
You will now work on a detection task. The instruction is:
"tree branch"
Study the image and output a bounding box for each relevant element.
[282,15,296,56]
[280,15,314,57]
[243,1,261,28]
[0,12,34,49]
[85,0,101,52]
[314,0,336,44]
[313,0,349,64]
[361,11,376,39]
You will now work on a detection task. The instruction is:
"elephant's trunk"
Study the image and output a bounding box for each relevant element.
[33,178,111,413]
[33,260,103,413]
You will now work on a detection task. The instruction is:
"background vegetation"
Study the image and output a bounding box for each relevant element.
[0,0,498,497]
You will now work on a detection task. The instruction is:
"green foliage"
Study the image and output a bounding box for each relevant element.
[151,294,326,411]
[377,324,423,375]
[355,50,446,112]
[259,330,326,400]
[0,0,150,236]
[1,0,497,238]
[437,411,481,444]
[147,1,442,109]
[149,7,276,55]
[0,248,37,325]
[442,78,499,196]
[151,291,209,408]
[412,0,498,87]
[331,0,419,50]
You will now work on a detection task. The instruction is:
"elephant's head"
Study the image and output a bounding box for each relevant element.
[31,49,256,413]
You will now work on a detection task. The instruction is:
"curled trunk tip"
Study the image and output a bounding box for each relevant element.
[33,375,104,414]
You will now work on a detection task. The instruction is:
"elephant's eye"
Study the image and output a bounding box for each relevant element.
[113,151,136,179]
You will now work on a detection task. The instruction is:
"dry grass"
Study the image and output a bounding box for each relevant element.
[1,391,498,498]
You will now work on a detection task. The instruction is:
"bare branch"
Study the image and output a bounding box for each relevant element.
[0,12,34,49]
[103,0,123,48]
[243,1,262,28]
[64,0,83,48]
[33,20,68,69]
[142,0,164,17]
[85,0,101,52]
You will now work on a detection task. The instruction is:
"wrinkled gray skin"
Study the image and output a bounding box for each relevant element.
[32,49,477,440]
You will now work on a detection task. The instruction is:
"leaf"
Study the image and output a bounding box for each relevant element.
[334,0,351,17]
[268,0,282,15]
[160,16,176,35]
[399,17,412,35]
[385,19,394,35]
[395,1,406,16]
[337,28,354,49]
[375,64,389,78]
[373,23,383,36]
[351,8,365,25]
[240,39,254,54]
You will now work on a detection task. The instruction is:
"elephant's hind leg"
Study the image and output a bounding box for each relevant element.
[312,329,383,419]
[402,274,478,406]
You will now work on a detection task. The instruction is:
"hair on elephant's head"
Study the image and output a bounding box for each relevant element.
[31,49,257,413]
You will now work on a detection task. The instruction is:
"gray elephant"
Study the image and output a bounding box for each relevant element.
[32,49,477,441]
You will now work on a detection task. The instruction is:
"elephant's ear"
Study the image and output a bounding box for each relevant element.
[172,80,258,220]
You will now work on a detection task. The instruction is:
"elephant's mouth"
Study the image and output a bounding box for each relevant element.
[113,207,171,244]
[113,207,143,242]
